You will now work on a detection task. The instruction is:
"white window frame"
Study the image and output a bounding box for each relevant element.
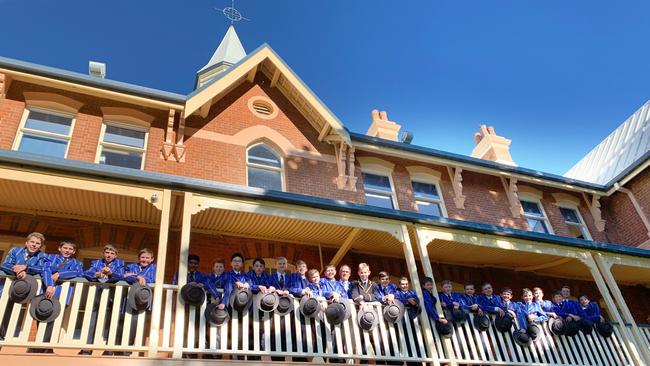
[95,121,149,170]
[411,178,448,217]
[358,157,399,210]
[557,204,592,240]
[246,143,285,191]
[361,171,399,210]
[12,107,76,158]
[519,195,554,234]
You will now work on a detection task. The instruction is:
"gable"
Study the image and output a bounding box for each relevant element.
[185,45,350,145]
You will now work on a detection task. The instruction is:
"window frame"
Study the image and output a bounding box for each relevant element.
[361,171,399,210]
[12,107,76,158]
[411,178,448,217]
[519,196,554,235]
[557,204,592,240]
[246,143,285,191]
[95,121,149,170]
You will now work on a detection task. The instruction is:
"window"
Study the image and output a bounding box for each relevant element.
[412,180,445,217]
[520,200,552,234]
[247,144,283,191]
[362,172,397,209]
[14,109,74,158]
[97,123,147,170]
[559,207,591,240]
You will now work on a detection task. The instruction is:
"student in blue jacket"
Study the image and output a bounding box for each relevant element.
[533,287,554,313]
[43,241,83,302]
[439,280,463,316]
[204,258,226,301]
[477,283,506,316]
[320,264,346,301]
[172,254,206,286]
[500,287,519,320]
[337,264,352,297]
[247,257,272,294]
[377,271,397,303]
[289,260,310,297]
[268,256,291,297]
[83,244,125,283]
[551,291,585,320]
[421,277,449,325]
[223,253,251,304]
[395,277,420,319]
[1,232,49,280]
[123,248,157,286]
[517,288,548,331]
[579,294,605,323]
[460,283,482,314]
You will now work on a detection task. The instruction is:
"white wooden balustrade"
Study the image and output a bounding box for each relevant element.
[0,276,646,366]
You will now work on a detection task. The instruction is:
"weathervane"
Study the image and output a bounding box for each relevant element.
[215,0,250,25]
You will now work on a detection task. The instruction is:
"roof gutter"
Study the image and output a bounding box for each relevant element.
[0,149,648,260]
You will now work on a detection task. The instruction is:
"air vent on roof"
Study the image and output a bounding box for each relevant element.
[399,130,414,144]
[89,61,106,79]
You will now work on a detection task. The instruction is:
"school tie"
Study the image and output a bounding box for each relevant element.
[279,274,285,288]
[190,271,195,282]
[56,258,69,272]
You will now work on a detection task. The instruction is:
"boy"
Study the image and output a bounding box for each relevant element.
[269,256,291,296]
[395,277,419,319]
[421,277,449,325]
[123,248,157,286]
[223,253,251,304]
[477,283,505,316]
[321,264,346,301]
[460,283,482,314]
[350,263,380,305]
[516,288,547,332]
[83,244,125,283]
[306,269,327,300]
[532,287,554,313]
[551,291,584,320]
[247,257,271,294]
[338,264,352,295]
[377,271,396,303]
[172,254,206,286]
[1,232,49,280]
[500,287,519,319]
[289,260,311,297]
[205,258,226,301]
[578,294,605,323]
[439,280,463,311]
[43,241,83,301]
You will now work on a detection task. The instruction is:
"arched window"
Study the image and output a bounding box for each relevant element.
[247,143,283,191]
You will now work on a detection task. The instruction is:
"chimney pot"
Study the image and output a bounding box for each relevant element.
[366,109,401,141]
[471,124,516,166]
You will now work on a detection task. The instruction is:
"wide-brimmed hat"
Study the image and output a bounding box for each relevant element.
[229,288,253,312]
[527,323,541,341]
[494,314,513,333]
[578,319,594,335]
[29,295,61,323]
[9,275,38,304]
[451,308,466,324]
[326,302,347,325]
[357,306,378,331]
[514,331,531,347]
[473,313,491,332]
[548,317,566,336]
[435,321,454,337]
[180,284,206,306]
[256,292,279,313]
[299,296,321,318]
[595,321,613,338]
[564,320,580,337]
[127,283,152,312]
[383,300,405,323]
[205,302,230,326]
[276,295,294,316]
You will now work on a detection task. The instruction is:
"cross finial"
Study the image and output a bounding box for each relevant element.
[215,0,251,25]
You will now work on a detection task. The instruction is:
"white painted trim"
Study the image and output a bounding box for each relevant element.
[95,121,149,170]
[246,142,285,192]
[358,157,399,209]
[518,196,555,235]
[411,177,448,218]
[555,203,593,240]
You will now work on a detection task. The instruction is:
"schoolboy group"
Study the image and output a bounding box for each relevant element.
[0,232,614,350]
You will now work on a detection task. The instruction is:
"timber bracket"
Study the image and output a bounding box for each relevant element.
[334,142,357,191]
[501,177,522,218]
[446,166,466,209]
[161,109,187,162]
[582,193,606,232]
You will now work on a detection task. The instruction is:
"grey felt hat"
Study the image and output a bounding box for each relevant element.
[382,300,405,324]
[127,283,152,312]
[299,296,321,318]
[29,295,61,323]
[9,275,38,304]
[256,292,279,313]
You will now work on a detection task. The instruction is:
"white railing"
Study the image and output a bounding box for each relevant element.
[436,313,634,366]
[0,276,642,365]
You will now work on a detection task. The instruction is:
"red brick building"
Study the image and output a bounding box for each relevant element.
[0,25,648,365]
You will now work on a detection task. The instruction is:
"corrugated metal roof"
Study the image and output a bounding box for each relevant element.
[565,100,650,185]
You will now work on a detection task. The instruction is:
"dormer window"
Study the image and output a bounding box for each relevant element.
[247,143,283,191]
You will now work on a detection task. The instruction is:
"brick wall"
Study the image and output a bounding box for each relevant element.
[601,168,650,246]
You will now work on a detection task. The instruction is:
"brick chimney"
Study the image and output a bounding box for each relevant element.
[366,110,401,141]
[471,125,516,166]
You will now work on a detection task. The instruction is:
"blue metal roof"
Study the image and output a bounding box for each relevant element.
[0,56,186,104]
[0,148,647,260]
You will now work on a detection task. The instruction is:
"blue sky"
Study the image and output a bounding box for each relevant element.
[2,0,649,175]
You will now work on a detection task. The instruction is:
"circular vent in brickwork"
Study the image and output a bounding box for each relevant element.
[248,96,278,120]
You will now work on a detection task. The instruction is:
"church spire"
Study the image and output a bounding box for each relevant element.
[196,25,246,88]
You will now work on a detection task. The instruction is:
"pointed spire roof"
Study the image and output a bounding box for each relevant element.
[198,25,246,74]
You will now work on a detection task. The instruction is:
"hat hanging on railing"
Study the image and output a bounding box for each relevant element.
[9,275,38,304]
